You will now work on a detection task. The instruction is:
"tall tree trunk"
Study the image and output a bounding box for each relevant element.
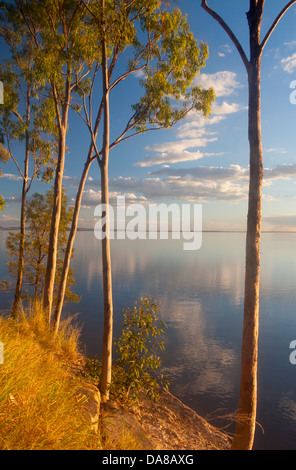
[99,161,113,402]
[98,20,113,402]
[51,157,93,334]
[34,251,42,305]
[12,86,31,318]
[200,0,264,450]
[231,3,264,449]
[11,157,28,317]
[52,58,117,334]
[43,81,70,321]
[201,0,296,449]
[232,58,263,450]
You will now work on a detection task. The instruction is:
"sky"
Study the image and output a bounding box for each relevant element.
[1,0,296,232]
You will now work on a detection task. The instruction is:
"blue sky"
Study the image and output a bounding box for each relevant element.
[1,0,296,231]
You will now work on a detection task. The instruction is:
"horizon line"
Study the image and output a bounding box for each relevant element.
[1,226,296,234]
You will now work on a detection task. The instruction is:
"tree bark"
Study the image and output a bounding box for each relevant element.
[231,59,263,450]
[12,86,31,318]
[52,157,93,334]
[43,80,70,321]
[200,0,265,450]
[52,51,118,334]
[11,153,28,317]
[99,161,113,402]
[231,3,264,449]
[98,18,113,402]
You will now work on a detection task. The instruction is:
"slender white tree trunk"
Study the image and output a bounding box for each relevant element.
[98,17,113,402]
[232,58,263,450]
[52,157,92,334]
[12,87,31,317]
[99,161,113,402]
[43,81,70,321]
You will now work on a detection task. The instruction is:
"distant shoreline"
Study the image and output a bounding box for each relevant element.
[1,227,296,234]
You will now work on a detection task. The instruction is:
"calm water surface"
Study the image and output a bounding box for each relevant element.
[1,230,296,450]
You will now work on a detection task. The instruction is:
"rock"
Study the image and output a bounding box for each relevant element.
[79,383,101,433]
[100,388,231,450]
[132,388,231,450]
[102,402,155,450]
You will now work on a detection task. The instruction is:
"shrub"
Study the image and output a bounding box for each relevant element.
[110,297,169,402]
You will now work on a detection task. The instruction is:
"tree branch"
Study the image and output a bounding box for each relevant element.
[109,64,147,92]
[4,130,25,179]
[260,0,296,52]
[201,0,249,71]
[15,0,40,49]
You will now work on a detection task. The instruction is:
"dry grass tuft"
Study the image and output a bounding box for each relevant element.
[0,304,99,450]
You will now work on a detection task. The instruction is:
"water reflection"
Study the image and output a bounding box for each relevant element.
[1,230,296,449]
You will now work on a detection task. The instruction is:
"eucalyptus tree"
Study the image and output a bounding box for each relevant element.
[201,0,296,450]
[0,3,57,316]
[13,0,101,321]
[6,187,78,306]
[0,151,10,211]
[52,0,214,402]
[0,143,10,211]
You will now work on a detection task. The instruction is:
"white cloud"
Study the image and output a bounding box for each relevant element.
[211,101,247,115]
[281,53,296,73]
[145,138,211,154]
[134,150,212,168]
[82,188,149,207]
[0,214,20,226]
[135,137,218,168]
[150,163,248,180]
[217,44,233,58]
[133,70,246,169]
[176,113,225,138]
[150,162,296,183]
[109,170,248,203]
[221,44,232,54]
[1,173,23,181]
[263,214,296,231]
[263,163,296,180]
[265,147,287,154]
[284,40,296,49]
[60,160,296,214]
[197,71,243,97]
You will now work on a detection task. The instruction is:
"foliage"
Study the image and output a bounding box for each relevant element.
[130,7,214,131]
[4,186,79,306]
[0,195,5,211]
[0,10,58,184]
[110,297,169,402]
[84,1,215,141]
[82,356,102,384]
[0,142,10,212]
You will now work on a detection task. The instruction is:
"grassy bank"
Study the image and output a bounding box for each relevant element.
[0,303,231,450]
[0,305,101,450]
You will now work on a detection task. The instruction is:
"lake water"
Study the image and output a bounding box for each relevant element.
[1,230,296,450]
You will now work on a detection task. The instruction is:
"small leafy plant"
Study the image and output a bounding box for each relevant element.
[110,297,169,403]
